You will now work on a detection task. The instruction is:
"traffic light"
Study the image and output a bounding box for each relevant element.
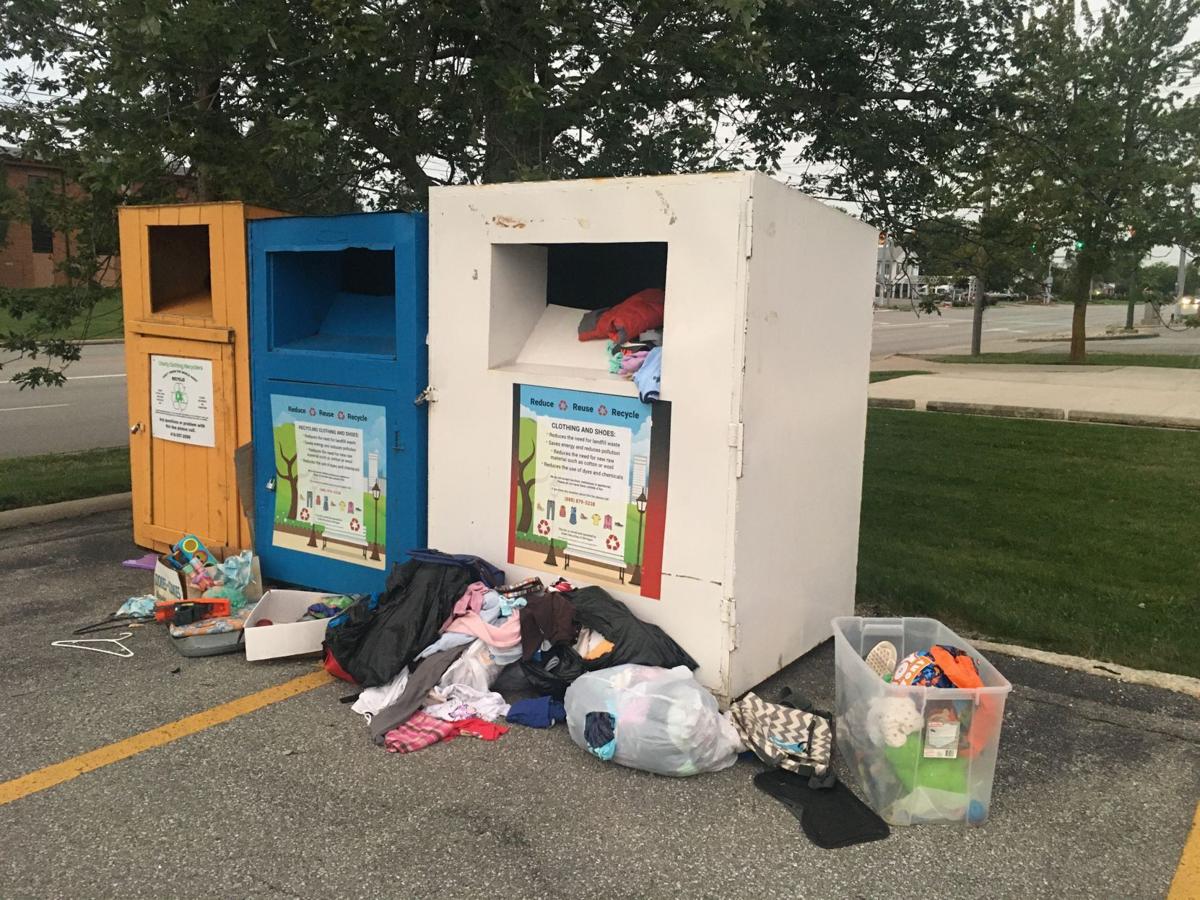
[1073,238,1085,251]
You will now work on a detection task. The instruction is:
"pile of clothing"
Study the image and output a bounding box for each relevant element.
[578,288,664,402]
[324,550,697,756]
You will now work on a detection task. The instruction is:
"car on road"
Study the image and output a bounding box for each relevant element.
[1179,295,1199,319]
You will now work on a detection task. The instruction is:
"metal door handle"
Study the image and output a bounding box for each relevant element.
[130,422,143,434]
[265,477,276,492]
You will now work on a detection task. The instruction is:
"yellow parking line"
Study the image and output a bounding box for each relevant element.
[1170,802,1200,899]
[0,669,332,807]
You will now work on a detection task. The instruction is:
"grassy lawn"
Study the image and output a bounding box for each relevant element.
[0,288,124,341]
[858,409,1200,677]
[0,447,130,511]
[870,370,931,383]
[921,351,1200,368]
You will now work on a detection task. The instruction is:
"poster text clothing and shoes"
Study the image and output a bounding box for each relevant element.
[509,385,670,599]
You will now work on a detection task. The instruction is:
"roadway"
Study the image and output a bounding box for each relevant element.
[873,301,1199,357]
[0,342,128,459]
[1,303,1197,459]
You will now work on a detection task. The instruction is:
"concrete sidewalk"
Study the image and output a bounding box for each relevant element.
[870,362,1200,427]
[1,510,1198,898]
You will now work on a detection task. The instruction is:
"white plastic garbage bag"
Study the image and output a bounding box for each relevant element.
[564,664,741,776]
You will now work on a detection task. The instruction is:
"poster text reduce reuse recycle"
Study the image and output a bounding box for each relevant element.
[509,384,671,599]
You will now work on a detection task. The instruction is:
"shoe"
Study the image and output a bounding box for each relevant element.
[864,640,898,679]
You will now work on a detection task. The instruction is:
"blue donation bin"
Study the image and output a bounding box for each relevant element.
[249,213,428,595]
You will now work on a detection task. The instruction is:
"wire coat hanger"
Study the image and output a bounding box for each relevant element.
[52,633,135,658]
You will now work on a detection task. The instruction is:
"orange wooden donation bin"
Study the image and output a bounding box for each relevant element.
[119,202,285,554]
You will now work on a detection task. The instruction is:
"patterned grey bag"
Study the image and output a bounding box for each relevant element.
[730,691,834,779]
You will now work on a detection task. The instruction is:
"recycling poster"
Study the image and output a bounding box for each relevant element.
[269,395,388,570]
[150,355,215,447]
[509,385,672,599]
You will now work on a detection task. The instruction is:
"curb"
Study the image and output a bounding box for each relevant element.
[77,338,124,346]
[867,397,916,410]
[926,400,1064,420]
[0,492,132,531]
[973,639,1200,699]
[1068,410,1200,431]
[1018,332,1157,343]
[871,400,1200,431]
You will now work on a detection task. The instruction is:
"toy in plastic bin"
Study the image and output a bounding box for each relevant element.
[163,533,213,571]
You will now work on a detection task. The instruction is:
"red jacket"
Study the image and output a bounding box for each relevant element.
[578,288,665,343]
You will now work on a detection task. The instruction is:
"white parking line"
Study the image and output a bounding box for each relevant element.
[0,403,70,413]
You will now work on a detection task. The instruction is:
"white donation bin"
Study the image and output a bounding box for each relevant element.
[427,172,875,700]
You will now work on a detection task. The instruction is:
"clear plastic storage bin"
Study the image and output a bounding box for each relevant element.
[832,616,1011,825]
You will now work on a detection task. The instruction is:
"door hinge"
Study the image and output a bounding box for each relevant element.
[393,430,405,452]
[743,194,754,258]
[727,422,744,478]
[414,386,438,406]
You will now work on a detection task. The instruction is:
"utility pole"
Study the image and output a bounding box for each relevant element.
[1175,245,1189,301]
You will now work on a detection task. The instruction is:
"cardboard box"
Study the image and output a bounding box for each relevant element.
[244,590,337,661]
[153,552,262,604]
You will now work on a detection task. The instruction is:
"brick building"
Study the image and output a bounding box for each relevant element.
[0,153,137,289]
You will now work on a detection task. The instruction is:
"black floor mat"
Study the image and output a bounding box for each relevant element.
[753,769,890,849]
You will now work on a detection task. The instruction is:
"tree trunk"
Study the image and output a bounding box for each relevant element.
[970,274,986,356]
[1124,262,1138,330]
[1069,255,1095,363]
[480,0,549,184]
[515,452,536,533]
[277,446,299,520]
[193,74,222,201]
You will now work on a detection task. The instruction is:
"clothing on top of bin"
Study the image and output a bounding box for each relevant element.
[369,644,470,744]
[577,306,608,340]
[577,288,666,344]
[753,770,890,850]
[632,346,662,403]
[729,691,834,780]
[325,554,500,688]
[506,696,567,728]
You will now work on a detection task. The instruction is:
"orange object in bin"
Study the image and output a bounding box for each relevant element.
[119,202,286,555]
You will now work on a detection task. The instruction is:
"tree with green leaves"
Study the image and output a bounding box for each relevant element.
[0,0,1027,384]
[994,0,1200,362]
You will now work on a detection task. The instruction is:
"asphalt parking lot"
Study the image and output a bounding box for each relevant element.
[2,510,1198,899]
